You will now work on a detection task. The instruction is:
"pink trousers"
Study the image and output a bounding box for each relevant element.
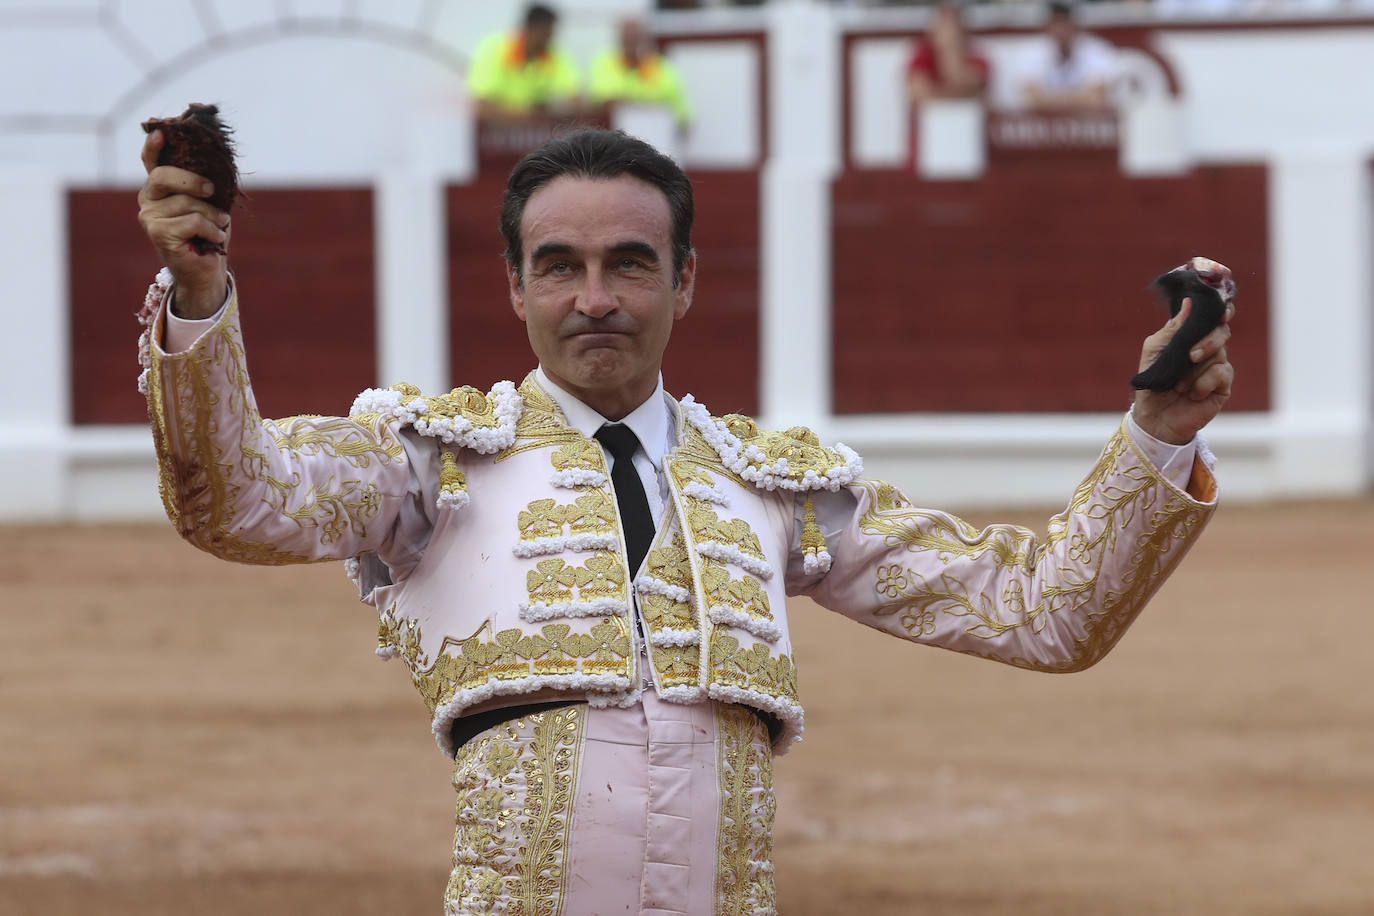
[444,691,776,915]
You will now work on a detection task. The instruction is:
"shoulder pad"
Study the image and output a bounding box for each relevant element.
[679,395,862,492]
[349,380,522,455]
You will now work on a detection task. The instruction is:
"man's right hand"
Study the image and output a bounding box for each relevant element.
[137,128,230,319]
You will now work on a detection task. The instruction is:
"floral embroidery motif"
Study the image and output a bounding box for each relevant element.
[568,551,625,599]
[566,491,615,534]
[519,500,568,542]
[715,704,777,916]
[708,633,798,703]
[445,704,585,916]
[527,558,576,604]
[519,550,630,621]
[700,557,779,643]
[638,530,701,680]
[551,439,603,474]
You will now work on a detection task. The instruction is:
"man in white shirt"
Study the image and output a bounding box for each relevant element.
[136,127,1233,914]
[1018,1,1119,110]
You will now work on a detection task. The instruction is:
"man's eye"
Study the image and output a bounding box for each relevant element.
[549,261,572,274]
[618,258,642,270]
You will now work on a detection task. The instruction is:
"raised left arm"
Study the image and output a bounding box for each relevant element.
[797,423,1216,673]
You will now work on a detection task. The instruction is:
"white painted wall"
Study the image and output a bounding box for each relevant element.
[0,0,1372,519]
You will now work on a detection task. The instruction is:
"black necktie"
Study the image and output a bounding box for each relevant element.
[595,423,653,576]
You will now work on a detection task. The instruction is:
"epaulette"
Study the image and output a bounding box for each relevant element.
[349,380,523,510]
[349,380,522,452]
[678,395,862,493]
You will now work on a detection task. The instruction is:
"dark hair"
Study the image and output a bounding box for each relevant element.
[1048,2,1075,17]
[500,128,695,286]
[525,4,557,28]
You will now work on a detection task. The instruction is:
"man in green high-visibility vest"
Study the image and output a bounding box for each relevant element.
[467,3,581,119]
[588,18,692,131]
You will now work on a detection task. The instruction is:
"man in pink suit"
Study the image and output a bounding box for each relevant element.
[136,126,1233,914]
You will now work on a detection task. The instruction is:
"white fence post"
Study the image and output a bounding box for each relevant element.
[1268,151,1373,494]
[760,0,840,430]
[0,171,70,518]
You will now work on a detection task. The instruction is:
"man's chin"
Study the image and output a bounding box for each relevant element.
[558,353,630,389]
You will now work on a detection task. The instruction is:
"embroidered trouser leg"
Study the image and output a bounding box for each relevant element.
[444,692,776,916]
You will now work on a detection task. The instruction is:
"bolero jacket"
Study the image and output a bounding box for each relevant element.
[143,278,1219,757]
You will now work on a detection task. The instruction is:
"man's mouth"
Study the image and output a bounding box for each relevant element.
[569,331,627,347]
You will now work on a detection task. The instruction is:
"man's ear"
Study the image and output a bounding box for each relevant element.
[507,262,526,321]
[673,251,696,320]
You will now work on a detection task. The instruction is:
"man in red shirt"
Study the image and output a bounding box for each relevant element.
[907,1,990,104]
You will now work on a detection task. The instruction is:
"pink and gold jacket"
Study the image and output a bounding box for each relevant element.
[143,282,1219,758]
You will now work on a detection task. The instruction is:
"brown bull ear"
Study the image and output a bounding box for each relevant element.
[141,103,241,255]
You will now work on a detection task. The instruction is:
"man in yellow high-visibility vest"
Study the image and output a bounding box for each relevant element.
[468,4,580,118]
[588,18,691,130]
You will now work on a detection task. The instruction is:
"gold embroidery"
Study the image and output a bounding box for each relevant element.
[446,704,585,915]
[391,617,634,715]
[722,415,850,487]
[653,644,701,688]
[566,490,615,534]
[645,531,694,589]
[264,415,404,467]
[715,704,777,916]
[519,499,569,541]
[278,476,381,545]
[700,558,773,623]
[381,382,510,431]
[150,305,409,565]
[709,633,798,701]
[799,494,827,565]
[718,518,764,558]
[439,445,467,501]
[641,591,696,633]
[526,558,576,604]
[683,504,765,560]
[523,552,629,608]
[685,503,724,541]
[550,438,604,474]
[501,375,582,460]
[861,429,1212,671]
[871,480,911,513]
[567,551,626,598]
[669,462,719,491]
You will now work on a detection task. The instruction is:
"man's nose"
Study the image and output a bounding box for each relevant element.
[576,267,617,318]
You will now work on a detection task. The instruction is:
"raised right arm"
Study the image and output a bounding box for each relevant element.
[137,130,421,566]
[144,286,418,565]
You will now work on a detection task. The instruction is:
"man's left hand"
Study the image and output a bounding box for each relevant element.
[1132,297,1235,445]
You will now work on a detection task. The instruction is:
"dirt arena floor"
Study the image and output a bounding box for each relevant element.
[2,498,1372,915]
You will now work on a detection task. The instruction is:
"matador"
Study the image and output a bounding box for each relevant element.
[135,127,1235,914]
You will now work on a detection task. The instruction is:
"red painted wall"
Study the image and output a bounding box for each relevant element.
[445,170,761,415]
[69,188,377,423]
[831,163,1270,413]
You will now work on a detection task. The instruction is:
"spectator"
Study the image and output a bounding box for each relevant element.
[467,4,580,119]
[1017,2,1117,111]
[588,18,693,130]
[907,1,990,104]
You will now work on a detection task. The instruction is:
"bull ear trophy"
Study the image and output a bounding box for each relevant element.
[141,103,241,256]
[1130,257,1236,393]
